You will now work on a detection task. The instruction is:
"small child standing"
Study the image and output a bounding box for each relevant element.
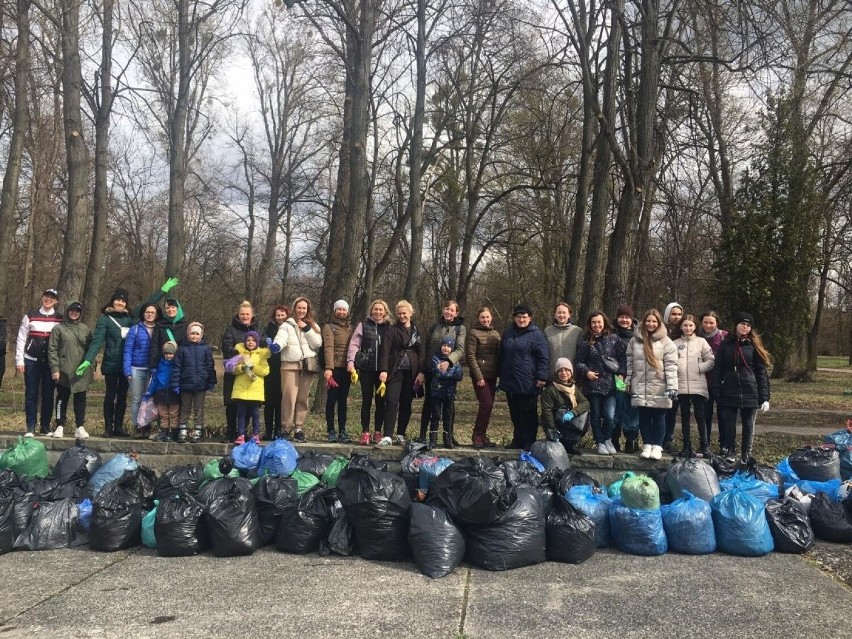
[429,336,463,449]
[540,358,591,455]
[225,331,274,444]
[171,321,216,443]
[146,340,180,441]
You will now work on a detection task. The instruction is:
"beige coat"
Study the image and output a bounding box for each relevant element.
[274,318,322,367]
[626,324,678,409]
[673,334,715,398]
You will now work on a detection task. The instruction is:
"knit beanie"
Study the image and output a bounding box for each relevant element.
[333,299,350,313]
[163,341,178,355]
[554,357,573,374]
[244,330,260,348]
[111,288,129,304]
[440,336,456,350]
[187,321,204,336]
[734,312,755,326]
[616,305,634,320]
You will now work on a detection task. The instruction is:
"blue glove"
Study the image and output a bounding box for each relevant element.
[172,386,180,395]
[561,410,575,423]
[665,389,678,400]
[142,393,151,401]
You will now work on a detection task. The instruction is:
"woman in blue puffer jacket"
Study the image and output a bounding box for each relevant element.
[123,302,162,437]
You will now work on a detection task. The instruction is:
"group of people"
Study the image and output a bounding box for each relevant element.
[9,285,771,463]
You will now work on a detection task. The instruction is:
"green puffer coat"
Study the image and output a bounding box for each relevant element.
[48,306,93,392]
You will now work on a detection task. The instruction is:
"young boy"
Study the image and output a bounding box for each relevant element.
[225,331,276,444]
[171,321,216,443]
[47,301,92,439]
[539,358,590,455]
[429,336,463,449]
[146,340,180,441]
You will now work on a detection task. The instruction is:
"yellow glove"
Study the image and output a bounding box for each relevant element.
[350,369,359,384]
[376,381,386,398]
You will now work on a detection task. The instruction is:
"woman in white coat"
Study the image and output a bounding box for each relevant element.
[274,296,322,442]
[626,309,678,460]
[673,315,714,458]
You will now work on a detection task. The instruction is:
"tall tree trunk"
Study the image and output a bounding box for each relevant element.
[564,90,594,305]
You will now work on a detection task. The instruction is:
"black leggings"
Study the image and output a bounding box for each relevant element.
[325,368,352,432]
[678,394,708,450]
[103,374,129,434]
[383,369,414,438]
[55,386,86,428]
[358,369,386,434]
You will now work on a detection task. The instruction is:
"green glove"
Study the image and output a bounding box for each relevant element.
[75,361,91,376]
[161,277,179,293]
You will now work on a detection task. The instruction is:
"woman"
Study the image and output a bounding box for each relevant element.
[377,300,425,447]
[348,299,392,445]
[574,311,625,455]
[263,305,289,439]
[497,305,549,450]
[698,310,728,453]
[123,302,162,437]
[222,301,258,441]
[544,302,583,365]
[540,357,590,455]
[712,312,771,463]
[613,305,640,452]
[323,300,353,443]
[673,315,715,458]
[465,306,501,448]
[626,309,678,460]
[47,301,93,439]
[274,296,322,442]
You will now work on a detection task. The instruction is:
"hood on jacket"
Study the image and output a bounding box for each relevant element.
[164,299,185,323]
[64,301,83,322]
[634,323,668,342]
[663,302,683,324]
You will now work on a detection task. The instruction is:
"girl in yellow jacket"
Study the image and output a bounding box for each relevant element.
[226,331,274,444]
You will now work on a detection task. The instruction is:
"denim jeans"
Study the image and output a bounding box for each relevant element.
[128,366,151,428]
[639,407,667,446]
[588,392,616,444]
[24,359,54,433]
[615,390,639,435]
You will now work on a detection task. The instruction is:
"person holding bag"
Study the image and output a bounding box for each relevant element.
[540,358,590,455]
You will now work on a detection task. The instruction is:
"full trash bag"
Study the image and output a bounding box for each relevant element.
[501,460,543,488]
[14,498,87,550]
[20,477,60,501]
[419,458,454,495]
[138,465,158,511]
[720,472,779,503]
[231,440,264,475]
[545,495,596,564]
[745,461,784,498]
[13,487,38,538]
[53,441,102,484]
[710,456,738,481]
[275,485,334,554]
[764,499,813,553]
[90,454,138,497]
[558,470,603,496]
[251,475,299,545]
[76,498,92,531]
[197,477,261,556]
[710,488,774,556]
[320,504,356,557]
[338,466,411,561]
[89,469,144,551]
[791,478,842,500]
[465,486,547,571]
[609,500,667,556]
[607,472,636,499]
[401,442,432,497]
[519,452,546,473]
[296,451,335,478]
[425,457,512,527]
[0,486,14,555]
[321,457,350,488]
[667,459,720,502]
[566,485,612,548]
[142,501,158,549]
[823,429,852,480]
[0,437,49,479]
[789,447,841,482]
[620,475,660,510]
[408,503,465,578]
[528,436,572,472]
[0,469,19,488]
[291,469,320,495]
[257,439,299,477]
[661,491,716,555]
[153,464,205,501]
[155,493,207,557]
[648,469,674,506]
[203,457,240,481]
[808,491,852,543]
[347,453,388,472]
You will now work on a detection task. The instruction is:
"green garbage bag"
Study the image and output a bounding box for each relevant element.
[321,457,349,488]
[607,472,636,499]
[620,475,660,510]
[291,469,320,495]
[0,437,49,478]
[203,458,239,481]
[142,501,158,549]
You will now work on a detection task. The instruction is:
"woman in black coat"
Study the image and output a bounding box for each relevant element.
[221,301,258,441]
[263,304,289,439]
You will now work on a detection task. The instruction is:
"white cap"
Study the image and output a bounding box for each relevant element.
[333,299,349,312]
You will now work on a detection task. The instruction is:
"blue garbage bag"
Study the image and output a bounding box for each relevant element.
[142,501,158,549]
[257,439,298,477]
[719,472,779,503]
[89,454,138,497]
[519,452,545,473]
[419,458,454,493]
[661,491,716,554]
[609,499,667,556]
[823,429,852,480]
[567,485,611,548]
[710,488,774,556]
[776,457,800,484]
[231,440,263,474]
[789,478,842,500]
[76,498,93,531]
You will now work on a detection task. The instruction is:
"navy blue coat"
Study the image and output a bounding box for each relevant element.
[575,332,626,396]
[497,322,549,395]
[171,341,216,392]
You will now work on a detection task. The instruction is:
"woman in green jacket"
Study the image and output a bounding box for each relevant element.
[47,301,93,439]
[540,357,590,455]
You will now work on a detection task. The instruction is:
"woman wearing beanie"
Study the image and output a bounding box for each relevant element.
[712,312,771,463]
[323,300,353,442]
[613,305,640,452]
[673,314,715,458]
[221,301,259,441]
[347,299,392,445]
[465,305,501,448]
[627,309,678,460]
[540,357,590,454]
[263,304,289,439]
[698,310,728,451]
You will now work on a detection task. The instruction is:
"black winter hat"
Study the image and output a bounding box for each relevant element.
[67,302,83,313]
[513,304,533,316]
[734,312,755,326]
[111,288,129,303]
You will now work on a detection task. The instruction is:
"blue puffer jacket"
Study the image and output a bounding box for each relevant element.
[574,331,625,396]
[171,341,216,392]
[497,322,549,395]
[123,323,153,377]
[431,354,463,400]
[147,357,174,395]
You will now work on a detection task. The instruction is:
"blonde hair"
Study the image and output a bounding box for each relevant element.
[369,299,391,320]
[641,308,664,370]
[396,299,414,315]
[236,300,253,314]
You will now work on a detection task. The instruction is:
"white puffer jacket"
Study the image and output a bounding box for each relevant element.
[626,324,678,409]
[673,334,715,398]
[274,318,322,364]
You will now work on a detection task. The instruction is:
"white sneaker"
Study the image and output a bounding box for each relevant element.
[375,436,393,447]
[604,439,617,454]
[74,427,90,439]
[24,431,34,438]
[640,444,652,458]
[596,443,610,455]
[50,426,64,438]
[393,435,406,446]
[650,445,663,460]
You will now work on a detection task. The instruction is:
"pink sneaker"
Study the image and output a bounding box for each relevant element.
[251,434,260,444]
[234,434,245,445]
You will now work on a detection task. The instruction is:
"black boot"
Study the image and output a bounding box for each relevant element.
[177,425,188,444]
[429,430,438,449]
[443,430,455,449]
[624,437,638,454]
[611,425,622,452]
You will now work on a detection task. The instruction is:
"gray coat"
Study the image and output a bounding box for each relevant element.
[544,322,583,366]
[626,325,678,409]
[673,334,714,398]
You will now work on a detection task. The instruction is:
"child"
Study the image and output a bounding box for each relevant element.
[225,331,274,444]
[171,321,216,443]
[429,336,463,449]
[539,358,590,455]
[47,301,93,439]
[146,341,180,441]
[673,315,715,458]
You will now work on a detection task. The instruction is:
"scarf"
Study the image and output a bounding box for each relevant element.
[553,380,577,407]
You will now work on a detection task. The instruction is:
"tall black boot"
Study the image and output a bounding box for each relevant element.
[697,417,711,458]
[611,425,622,452]
[443,428,455,450]
[428,429,438,449]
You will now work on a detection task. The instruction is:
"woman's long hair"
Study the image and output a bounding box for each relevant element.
[291,296,318,330]
[747,329,773,366]
[641,308,665,370]
[583,310,612,343]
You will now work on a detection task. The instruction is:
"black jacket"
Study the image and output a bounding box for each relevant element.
[712,335,770,409]
[379,322,425,378]
[171,341,217,392]
[222,315,258,360]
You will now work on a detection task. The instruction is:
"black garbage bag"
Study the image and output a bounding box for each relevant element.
[400,441,432,497]
[51,478,90,501]
[155,493,208,556]
[647,469,674,506]
[0,469,19,489]
[90,469,144,551]
[529,435,572,472]
[408,503,465,578]
[53,440,102,484]
[545,495,596,564]
[338,466,411,560]
[0,486,14,555]
[746,461,784,498]
[251,475,299,545]
[465,486,547,571]
[19,477,60,500]
[500,460,543,488]
[426,457,512,527]
[667,459,720,502]
[789,447,841,482]
[765,499,814,553]
[14,498,87,550]
[710,456,738,481]
[557,470,603,496]
[275,485,334,554]
[138,465,158,511]
[347,453,388,472]
[296,451,335,478]
[196,477,260,557]
[535,469,564,516]
[153,464,205,501]
[12,487,38,538]
[319,504,357,557]
[809,492,852,543]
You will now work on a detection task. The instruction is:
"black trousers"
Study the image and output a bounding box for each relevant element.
[358,369,386,434]
[103,374,129,435]
[429,396,455,434]
[383,369,414,438]
[325,367,352,432]
[506,392,539,450]
[55,385,86,428]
